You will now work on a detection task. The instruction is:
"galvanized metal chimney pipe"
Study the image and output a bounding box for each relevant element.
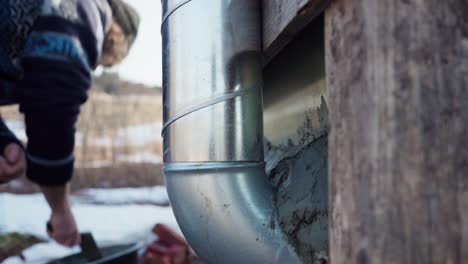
[161,0,301,263]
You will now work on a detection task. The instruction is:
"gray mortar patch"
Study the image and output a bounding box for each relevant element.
[265,97,329,263]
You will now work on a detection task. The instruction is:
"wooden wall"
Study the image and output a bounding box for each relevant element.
[262,0,330,63]
[326,1,468,263]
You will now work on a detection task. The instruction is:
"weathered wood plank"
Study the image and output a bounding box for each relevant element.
[262,0,329,64]
[326,0,468,263]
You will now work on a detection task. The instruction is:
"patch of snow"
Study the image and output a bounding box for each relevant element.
[3,243,80,264]
[4,120,26,142]
[93,137,113,147]
[0,187,179,264]
[74,132,83,147]
[76,160,114,169]
[74,186,169,206]
[3,119,162,148]
[116,123,162,144]
[94,123,162,147]
[75,152,162,169]
[116,152,162,164]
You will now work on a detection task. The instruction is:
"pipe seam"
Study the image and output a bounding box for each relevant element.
[161,88,250,135]
[164,161,265,172]
[161,0,194,30]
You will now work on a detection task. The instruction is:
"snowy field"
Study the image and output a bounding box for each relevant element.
[4,120,164,170]
[0,187,179,264]
[4,120,163,149]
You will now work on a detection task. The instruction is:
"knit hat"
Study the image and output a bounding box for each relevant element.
[107,0,140,48]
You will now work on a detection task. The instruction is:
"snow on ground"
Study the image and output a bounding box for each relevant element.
[4,120,162,148]
[4,243,80,264]
[116,152,162,164]
[75,160,114,169]
[4,120,26,142]
[76,151,163,169]
[94,123,162,147]
[4,120,163,169]
[0,187,178,264]
[115,123,162,146]
[77,152,164,168]
[74,186,169,205]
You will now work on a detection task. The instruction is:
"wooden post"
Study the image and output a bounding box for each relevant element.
[262,0,330,64]
[326,1,468,263]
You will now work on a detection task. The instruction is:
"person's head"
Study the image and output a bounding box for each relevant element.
[100,0,140,67]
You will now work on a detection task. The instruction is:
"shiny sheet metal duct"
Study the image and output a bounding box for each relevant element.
[161,0,301,263]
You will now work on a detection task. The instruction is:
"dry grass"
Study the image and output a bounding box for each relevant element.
[0,162,164,194]
[75,92,163,166]
[0,91,165,194]
[0,233,44,262]
[72,162,165,190]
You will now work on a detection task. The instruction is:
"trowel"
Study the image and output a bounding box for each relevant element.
[46,222,141,264]
[47,222,102,262]
[79,232,103,262]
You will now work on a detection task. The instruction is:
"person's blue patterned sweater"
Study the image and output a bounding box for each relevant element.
[0,0,111,185]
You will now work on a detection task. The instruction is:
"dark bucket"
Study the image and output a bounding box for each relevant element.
[47,243,141,264]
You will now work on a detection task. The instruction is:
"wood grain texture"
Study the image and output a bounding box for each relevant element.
[262,0,330,64]
[326,0,468,263]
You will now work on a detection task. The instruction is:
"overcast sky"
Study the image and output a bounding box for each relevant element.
[102,0,163,87]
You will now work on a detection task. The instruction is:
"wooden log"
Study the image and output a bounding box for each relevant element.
[326,0,468,263]
[262,0,330,64]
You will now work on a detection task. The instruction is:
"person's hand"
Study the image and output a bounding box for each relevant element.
[47,207,80,247]
[144,224,200,264]
[0,143,26,182]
